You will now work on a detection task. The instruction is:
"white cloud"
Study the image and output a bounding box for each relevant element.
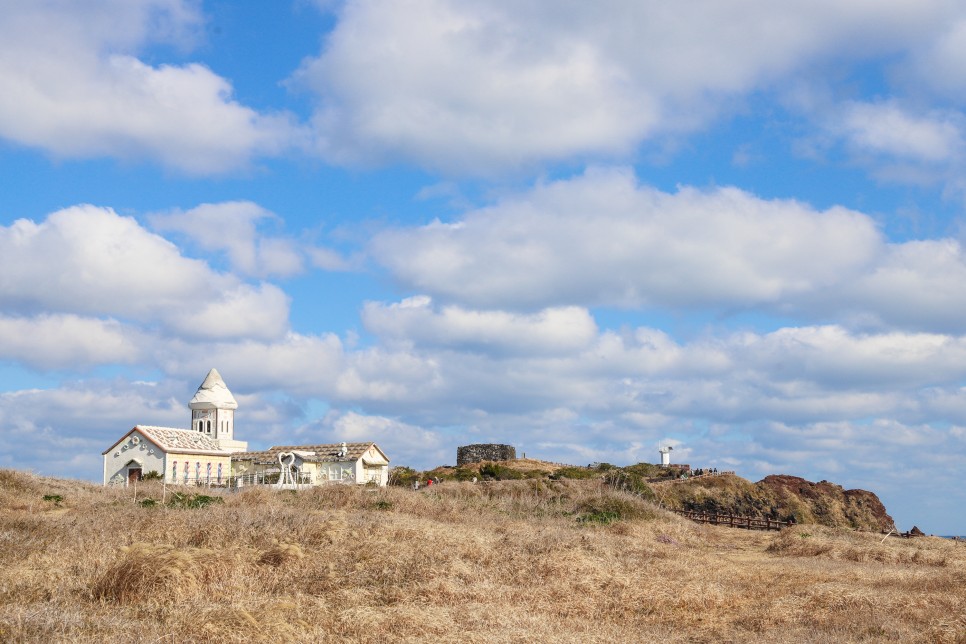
[372,167,882,310]
[158,332,347,397]
[362,296,598,355]
[372,168,966,333]
[828,240,966,333]
[150,202,304,278]
[0,314,143,370]
[902,18,966,101]
[837,101,964,163]
[0,205,290,340]
[0,0,298,174]
[298,0,957,173]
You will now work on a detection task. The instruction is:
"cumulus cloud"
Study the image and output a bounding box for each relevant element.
[0,378,188,475]
[0,314,143,370]
[0,205,290,340]
[158,332,347,397]
[0,0,298,173]
[826,240,966,333]
[150,202,304,278]
[362,296,598,355]
[836,101,964,163]
[297,0,956,173]
[372,168,966,333]
[372,167,882,310]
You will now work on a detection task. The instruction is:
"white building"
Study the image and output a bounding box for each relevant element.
[659,446,673,467]
[102,368,246,486]
[102,368,390,488]
[231,442,391,487]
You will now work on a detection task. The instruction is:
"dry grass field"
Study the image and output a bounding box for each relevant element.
[1,468,964,643]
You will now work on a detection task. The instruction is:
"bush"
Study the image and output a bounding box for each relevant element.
[603,470,656,501]
[622,462,675,479]
[550,466,598,480]
[42,494,64,505]
[141,470,163,481]
[479,463,526,480]
[574,494,657,524]
[448,467,480,481]
[388,466,420,487]
[167,492,224,509]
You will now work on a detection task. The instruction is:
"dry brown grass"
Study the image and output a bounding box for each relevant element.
[0,469,964,643]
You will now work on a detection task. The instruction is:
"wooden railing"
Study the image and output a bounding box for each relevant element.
[669,509,792,531]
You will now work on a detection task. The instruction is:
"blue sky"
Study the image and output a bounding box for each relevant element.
[2,0,966,533]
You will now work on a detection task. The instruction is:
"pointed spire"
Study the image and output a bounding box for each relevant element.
[188,368,238,409]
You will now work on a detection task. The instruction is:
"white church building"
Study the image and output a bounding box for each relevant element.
[102,369,389,488]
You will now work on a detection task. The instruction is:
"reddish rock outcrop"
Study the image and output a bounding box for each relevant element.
[660,473,896,532]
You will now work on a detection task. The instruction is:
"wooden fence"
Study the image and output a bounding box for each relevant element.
[669,509,792,531]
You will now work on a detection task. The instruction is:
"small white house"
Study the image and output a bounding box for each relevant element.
[231,442,391,487]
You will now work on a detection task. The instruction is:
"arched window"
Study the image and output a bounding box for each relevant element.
[206,420,211,433]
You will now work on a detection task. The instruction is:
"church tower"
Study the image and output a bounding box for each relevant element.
[189,368,248,453]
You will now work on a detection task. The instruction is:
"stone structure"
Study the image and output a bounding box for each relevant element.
[457,443,516,466]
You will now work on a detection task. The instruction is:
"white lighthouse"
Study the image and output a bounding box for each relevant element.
[659,445,673,467]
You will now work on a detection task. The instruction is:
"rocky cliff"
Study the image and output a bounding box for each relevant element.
[658,473,896,532]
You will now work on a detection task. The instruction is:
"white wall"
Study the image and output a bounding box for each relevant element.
[103,430,166,485]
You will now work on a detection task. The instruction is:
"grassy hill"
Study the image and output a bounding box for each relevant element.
[403,460,898,532]
[1,468,963,642]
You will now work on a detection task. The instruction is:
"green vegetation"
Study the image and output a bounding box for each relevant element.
[167,492,224,510]
[549,466,598,480]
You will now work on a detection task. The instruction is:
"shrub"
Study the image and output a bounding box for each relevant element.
[577,509,621,524]
[42,494,64,505]
[448,466,480,481]
[574,493,657,524]
[479,463,526,480]
[550,466,598,480]
[168,492,224,509]
[388,466,420,487]
[603,470,656,501]
[622,462,675,479]
[141,470,163,481]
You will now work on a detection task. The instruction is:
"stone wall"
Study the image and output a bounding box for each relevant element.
[457,444,516,465]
